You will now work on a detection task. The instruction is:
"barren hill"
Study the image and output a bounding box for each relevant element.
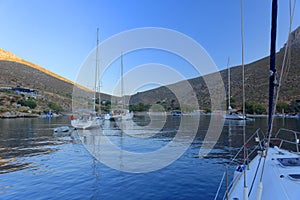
[0,49,74,98]
[129,27,300,111]
[0,49,111,115]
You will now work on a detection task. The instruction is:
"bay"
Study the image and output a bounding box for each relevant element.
[0,115,299,199]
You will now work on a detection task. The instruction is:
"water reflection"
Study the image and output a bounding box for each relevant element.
[77,115,201,173]
[0,115,300,199]
[0,117,71,174]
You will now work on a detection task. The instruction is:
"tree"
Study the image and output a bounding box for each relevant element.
[253,104,266,115]
[204,108,211,113]
[289,101,300,113]
[48,102,63,112]
[18,98,37,109]
[226,98,236,109]
[181,104,197,112]
[276,102,290,113]
[129,102,150,112]
[245,102,266,114]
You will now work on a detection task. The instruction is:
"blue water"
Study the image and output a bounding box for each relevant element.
[0,116,299,199]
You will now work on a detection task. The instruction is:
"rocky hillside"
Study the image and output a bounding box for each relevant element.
[221,27,300,108]
[0,49,111,117]
[0,49,74,86]
[0,56,74,115]
[0,49,77,97]
[129,27,300,111]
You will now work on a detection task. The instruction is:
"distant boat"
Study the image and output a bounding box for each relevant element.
[110,53,133,121]
[284,113,300,119]
[54,126,70,133]
[218,1,300,199]
[104,113,111,120]
[71,29,102,129]
[109,109,134,121]
[39,110,53,118]
[121,109,134,120]
[71,111,100,129]
[171,110,182,116]
[225,112,246,120]
[224,57,246,120]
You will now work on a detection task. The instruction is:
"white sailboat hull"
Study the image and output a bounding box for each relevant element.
[228,147,300,200]
[122,112,133,120]
[110,110,133,121]
[224,113,246,120]
[104,114,111,120]
[71,118,101,129]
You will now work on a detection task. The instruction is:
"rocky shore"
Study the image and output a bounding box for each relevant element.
[0,111,39,118]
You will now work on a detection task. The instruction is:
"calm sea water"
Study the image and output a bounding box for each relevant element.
[0,115,300,200]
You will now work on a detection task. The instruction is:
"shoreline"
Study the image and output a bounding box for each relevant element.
[0,111,67,119]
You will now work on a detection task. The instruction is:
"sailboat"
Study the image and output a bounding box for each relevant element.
[110,53,133,121]
[71,28,102,129]
[224,57,246,120]
[220,0,300,199]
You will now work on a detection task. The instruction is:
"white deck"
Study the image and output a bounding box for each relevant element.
[228,147,300,200]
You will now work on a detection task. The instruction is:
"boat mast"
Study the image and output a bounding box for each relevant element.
[255,2,278,199]
[96,28,100,113]
[93,28,99,112]
[240,1,248,199]
[267,0,278,137]
[121,52,124,111]
[227,57,231,110]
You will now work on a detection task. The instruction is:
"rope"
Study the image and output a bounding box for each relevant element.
[274,0,296,119]
[214,170,226,200]
[248,155,263,195]
[240,0,248,191]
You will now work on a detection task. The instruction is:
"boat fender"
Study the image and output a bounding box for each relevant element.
[256,182,263,200]
[236,164,245,172]
[274,146,280,151]
[233,165,245,179]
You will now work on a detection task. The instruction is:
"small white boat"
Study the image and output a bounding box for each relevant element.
[121,110,133,120]
[171,111,182,116]
[54,126,70,132]
[71,113,101,129]
[224,112,246,120]
[109,53,134,122]
[104,113,111,120]
[284,113,300,119]
[225,57,246,121]
[71,29,102,130]
[110,109,133,121]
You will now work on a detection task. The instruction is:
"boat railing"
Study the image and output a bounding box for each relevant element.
[228,128,265,165]
[215,128,265,200]
[215,128,300,199]
[272,128,300,153]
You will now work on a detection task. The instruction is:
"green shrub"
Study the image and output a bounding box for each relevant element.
[245,102,266,114]
[205,108,211,113]
[0,106,8,112]
[129,102,150,112]
[18,98,37,109]
[276,102,290,113]
[48,102,63,112]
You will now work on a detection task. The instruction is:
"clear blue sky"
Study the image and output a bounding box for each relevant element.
[0,0,299,95]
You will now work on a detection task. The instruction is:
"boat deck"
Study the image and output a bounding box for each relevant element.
[228,147,300,200]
